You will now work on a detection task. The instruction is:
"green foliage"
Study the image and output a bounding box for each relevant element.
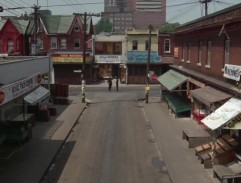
[159,22,180,33]
[95,18,112,34]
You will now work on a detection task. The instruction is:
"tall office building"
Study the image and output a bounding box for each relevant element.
[103,0,166,34]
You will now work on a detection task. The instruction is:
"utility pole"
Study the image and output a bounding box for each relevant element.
[200,0,212,16]
[33,5,39,55]
[74,12,101,103]
[145,24,152,104]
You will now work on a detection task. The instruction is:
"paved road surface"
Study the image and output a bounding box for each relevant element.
[57,90,172,183]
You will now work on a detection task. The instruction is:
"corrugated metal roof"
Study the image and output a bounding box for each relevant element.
[190,86,232,107]
[157,69,187,91]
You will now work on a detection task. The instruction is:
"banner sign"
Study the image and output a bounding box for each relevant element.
[0,73,42,106]
[223,64,241,81]
[127,51,161,63]
[95,55,126,64]
[51,54,91,63]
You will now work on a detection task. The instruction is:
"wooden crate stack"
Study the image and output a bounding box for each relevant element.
[195,134,239,169]
[50,84,69,105]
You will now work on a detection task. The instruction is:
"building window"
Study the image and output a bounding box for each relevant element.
[164,39,170,53]
[225,39,230,65]
[74,39,80,49]
[182,42,185,61]
[187,41,190,61]
[37,38,43,49]
[132,40,138,50]
[51,37,57,49]
[7,39,14,52]
[74,23,80,32]
[60,38,66,49]
[145,40,150,51]
[207,41,211,66]
[198,41,202,65]
[16,40,20,51]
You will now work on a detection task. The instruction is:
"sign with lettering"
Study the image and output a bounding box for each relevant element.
[127,51,161,63]
[95,55,126,64]
[223,64,241,81]
[0,73,41,106]
[51,54,91,63]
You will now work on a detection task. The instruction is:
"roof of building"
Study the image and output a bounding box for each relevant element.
[41,15,75,34]
[174,3,241,33]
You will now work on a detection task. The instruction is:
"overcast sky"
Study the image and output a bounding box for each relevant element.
[0,0,240,24]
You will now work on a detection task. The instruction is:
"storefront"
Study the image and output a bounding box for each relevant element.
[51,52,93,84]
[0,73,46,143]
[95,55,126,82]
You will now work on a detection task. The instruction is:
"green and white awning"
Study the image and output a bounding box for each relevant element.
[157,69,187,91]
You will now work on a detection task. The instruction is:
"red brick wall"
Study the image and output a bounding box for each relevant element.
[174,21,241,80]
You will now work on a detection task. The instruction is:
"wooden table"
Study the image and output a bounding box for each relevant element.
[182,129,211,148]
[213,164,241,182]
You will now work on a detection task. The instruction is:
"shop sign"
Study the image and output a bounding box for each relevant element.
[127,51,161,63]
[95,55,123,64]
[51,54,91,63]
[223,64,241,81]
[0,73,41,106]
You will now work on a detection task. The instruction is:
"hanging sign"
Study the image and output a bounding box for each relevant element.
[223,64,241,81]
[0,73,42,106]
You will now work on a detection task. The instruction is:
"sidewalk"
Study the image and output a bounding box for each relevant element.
[143,96,219,183]
[0,94,86,183]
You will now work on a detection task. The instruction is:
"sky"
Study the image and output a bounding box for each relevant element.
[0,0,240,24]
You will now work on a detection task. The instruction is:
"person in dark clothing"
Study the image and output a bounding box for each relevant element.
[116,79,119,91]
[107,77,112,91]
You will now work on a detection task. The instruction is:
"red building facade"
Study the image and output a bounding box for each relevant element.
[173,3,241,96]
[0,19,28,55]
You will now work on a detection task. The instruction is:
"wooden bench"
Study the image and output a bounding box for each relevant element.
[217,138,233,151]
[182,129,211,148]
[195,143,212,155]
[222,134,239,148]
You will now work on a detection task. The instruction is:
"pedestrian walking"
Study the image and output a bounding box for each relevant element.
[116,78,119,91]
[107,77,112,91]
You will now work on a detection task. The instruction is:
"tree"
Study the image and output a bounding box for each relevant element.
[95,18,112,34]
[159,22,180,33]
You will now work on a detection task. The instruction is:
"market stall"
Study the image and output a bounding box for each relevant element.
[190,86,232,124]
[201,97,241,181]
[157,69,191,118]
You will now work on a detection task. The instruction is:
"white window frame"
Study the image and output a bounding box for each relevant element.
[37,38,43,49]
[132,40,138,50]
[74,23,80,32]
[60,38,67,49]
[198,41,202,65]
[51,37,57,49]
[187,41,191,62]
[207,41,211,66]
[225,39,230,65]
[74,39,80,49]
[182,42,185,61]
[7,39,14,52]
[145,40,149,51]
[164,39,171,53]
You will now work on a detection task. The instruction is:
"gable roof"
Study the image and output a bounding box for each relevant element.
[0,20,6,31]
[41,15,75,34]
[12,19,30,34]
[1,18,30,34]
